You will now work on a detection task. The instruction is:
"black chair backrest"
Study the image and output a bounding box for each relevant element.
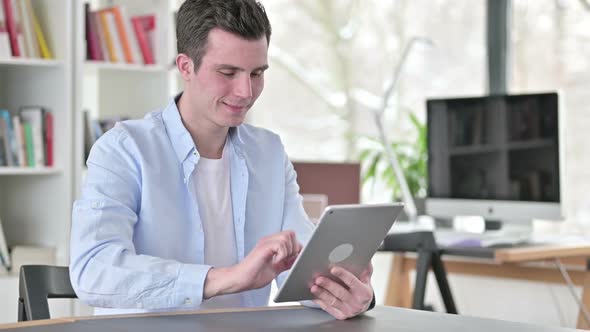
[18,265,77,321]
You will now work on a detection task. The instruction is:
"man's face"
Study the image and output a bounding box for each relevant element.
[186,28,269,129]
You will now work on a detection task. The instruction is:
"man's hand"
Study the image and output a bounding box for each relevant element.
[311,263,374,320]
[204,231,302,299]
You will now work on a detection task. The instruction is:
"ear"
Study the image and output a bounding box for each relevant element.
[176,53,194,81]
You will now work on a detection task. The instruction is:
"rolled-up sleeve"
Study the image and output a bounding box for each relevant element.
[70,127,211,310]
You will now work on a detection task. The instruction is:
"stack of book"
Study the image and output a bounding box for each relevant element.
[0,0,52,59]
[83,110,128,161]
[85,4,157,65]
[0,215,56,274]
[0,107,53,168]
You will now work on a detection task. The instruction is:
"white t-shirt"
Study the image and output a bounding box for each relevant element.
[193,140,242,309]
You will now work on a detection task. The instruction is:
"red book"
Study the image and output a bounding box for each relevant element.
[87,11,103,60]
[44,111,53,166]
[131,15,155,65]
[2,0,20,56]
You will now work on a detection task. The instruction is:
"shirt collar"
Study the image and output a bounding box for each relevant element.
[163,93,245,163]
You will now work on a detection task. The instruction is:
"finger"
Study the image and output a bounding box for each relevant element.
[314,277,368,316]
[311,284,345,311]
[331,266,362,288]
[313,299,348,320]
[278,231,293,257]
[359,263,373,284]
[314,276,353,304]
[283,254,298,269]
[287,231,298,255]
[272,239,289,264]
[331,267,372,300]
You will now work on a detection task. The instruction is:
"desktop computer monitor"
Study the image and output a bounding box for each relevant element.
[425,92,562,227]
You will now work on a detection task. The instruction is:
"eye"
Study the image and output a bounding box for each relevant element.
[251,71,263,78]
[219,71,235,77]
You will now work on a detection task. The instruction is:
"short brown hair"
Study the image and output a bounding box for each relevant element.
[176,0,271,70]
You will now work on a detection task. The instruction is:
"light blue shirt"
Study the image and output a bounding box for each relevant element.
[70,95,315,314]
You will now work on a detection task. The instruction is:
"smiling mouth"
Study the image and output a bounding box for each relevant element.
[223,102,248,113]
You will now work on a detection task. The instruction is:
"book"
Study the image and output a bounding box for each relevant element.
[0,214,11,269]
[84,3,90,59]
[0,116,12,166]
[104,10,124,63]
[19,106,46,167]
[85,5,103,61]
[28,0,51,59]
[23,122,34,167]
[12,115,26,167]
[98,9,118,62]
[109,6,136,63]
[0,109,17,166]
[131,15,155,65]
[2,0,20,56]
[0,117,7,166]
[83,110,94,161]
[44,111,53,166]
[16,0,38,58]
[119,6,142,64]
[92,11,109,61]
[0,1,11,58]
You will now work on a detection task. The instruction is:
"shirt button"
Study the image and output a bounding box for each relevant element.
[184,298,192,305]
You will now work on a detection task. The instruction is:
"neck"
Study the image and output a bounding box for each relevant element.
[177,93,228,159]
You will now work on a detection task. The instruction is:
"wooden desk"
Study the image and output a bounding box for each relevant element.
[0,305,579,331]
[385,243,590,330]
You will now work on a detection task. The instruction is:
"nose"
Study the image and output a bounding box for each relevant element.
[234,75,253,98]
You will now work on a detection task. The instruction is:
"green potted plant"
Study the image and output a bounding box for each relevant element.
[358,112,427,208]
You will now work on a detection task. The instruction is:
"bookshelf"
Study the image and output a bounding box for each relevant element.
[0,0,182,322]
[0,167,61,175]
[0,0,74,322]
[73,0,179,197]
[84,60,170,73]
[0,58,64,67]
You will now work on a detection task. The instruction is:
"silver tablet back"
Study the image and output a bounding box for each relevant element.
[274,203,403,302]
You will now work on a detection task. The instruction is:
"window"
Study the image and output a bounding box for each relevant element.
[510,0,590,216]
[254,1,486,162]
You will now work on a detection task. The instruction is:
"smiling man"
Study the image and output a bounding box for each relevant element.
[70,0,374,320]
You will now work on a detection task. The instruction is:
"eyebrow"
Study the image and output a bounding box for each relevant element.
[215,64,269,72]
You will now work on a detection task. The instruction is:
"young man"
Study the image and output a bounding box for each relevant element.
[70,0,374,320]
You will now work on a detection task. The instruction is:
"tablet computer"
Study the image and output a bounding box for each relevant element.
[274,203,403,303]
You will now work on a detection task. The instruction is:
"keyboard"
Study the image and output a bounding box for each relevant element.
[435,230,531,248]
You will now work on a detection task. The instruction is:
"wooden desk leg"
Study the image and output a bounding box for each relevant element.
[385,253,412,308]
[577,272,590,330]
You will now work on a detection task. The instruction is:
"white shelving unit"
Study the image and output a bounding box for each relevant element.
[73,0,180,197]
[0,58,65,67]
[0,0,74,323]
[0,0,182,323]
[0,167,62,176]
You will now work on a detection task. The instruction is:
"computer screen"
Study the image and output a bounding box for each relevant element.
[425,92,562,225]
